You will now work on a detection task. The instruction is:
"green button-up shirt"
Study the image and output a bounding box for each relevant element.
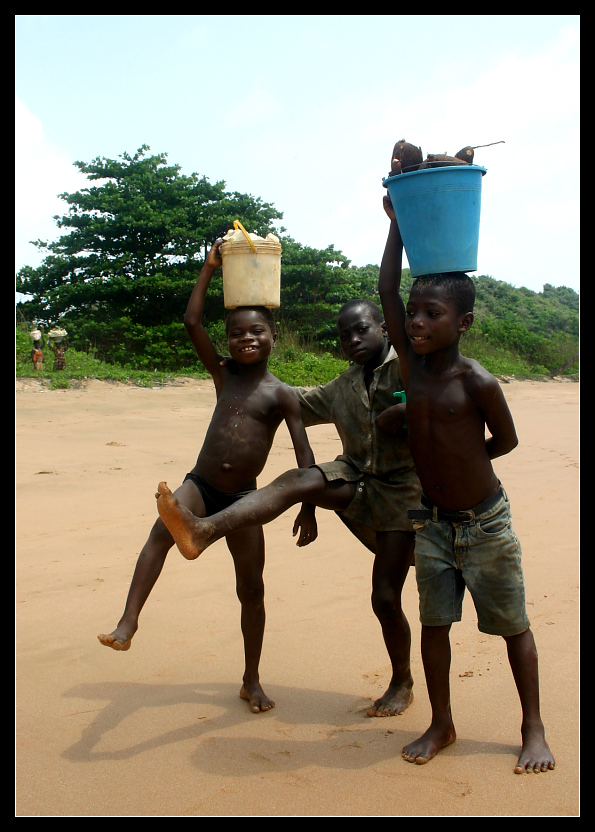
[293,347,415,477]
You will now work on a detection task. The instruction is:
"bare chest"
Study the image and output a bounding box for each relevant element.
[407,373,471,426]
[212,382,283,436]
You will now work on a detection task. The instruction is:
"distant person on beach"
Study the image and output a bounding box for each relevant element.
[377,193,554,774]
[99,239,316,714]
[155,297,422,718]
[48,334,68,371]
[30,330,45,371]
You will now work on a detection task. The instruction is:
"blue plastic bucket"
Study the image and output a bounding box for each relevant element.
[382,165,487,277]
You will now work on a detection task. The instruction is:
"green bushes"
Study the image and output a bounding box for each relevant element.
[15,318,347,388]
[15,320,195,388]
[268,347,346,386]
[17,265,580,388]
[471,316,578,375]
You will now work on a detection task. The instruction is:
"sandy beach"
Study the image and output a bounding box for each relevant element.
[15,376,579,816]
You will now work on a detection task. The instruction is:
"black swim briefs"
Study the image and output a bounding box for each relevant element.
[183,472,255,517]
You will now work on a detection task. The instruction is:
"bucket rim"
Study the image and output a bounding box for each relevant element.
[382,164,487,187]
[221,240,282,254]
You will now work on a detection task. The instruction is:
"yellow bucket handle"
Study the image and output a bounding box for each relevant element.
[233,219,257,252]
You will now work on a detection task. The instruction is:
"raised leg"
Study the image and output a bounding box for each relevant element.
[156,467,355,560]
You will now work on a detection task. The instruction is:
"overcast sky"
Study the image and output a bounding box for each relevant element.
[16,15,580,294]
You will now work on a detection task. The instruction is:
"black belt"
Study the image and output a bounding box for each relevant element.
[408,487,504,524]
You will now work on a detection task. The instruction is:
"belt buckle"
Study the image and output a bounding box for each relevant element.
[441,509,474,523]
[457,510,474,523]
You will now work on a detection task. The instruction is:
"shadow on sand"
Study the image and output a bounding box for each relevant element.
[61,679,519,775]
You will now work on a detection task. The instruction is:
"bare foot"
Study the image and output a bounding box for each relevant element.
[240,682,275,713]
[367,683,414,717]
[155,481,213,560]
[97,621,137,651]
[402,722,456,765]
[514,724,555,773]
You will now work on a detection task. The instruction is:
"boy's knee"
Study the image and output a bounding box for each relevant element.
[276,467,309,487]
[146,519,174,551]
[274,466,319,500]
[371,585,399,621]
[236,578,265,606]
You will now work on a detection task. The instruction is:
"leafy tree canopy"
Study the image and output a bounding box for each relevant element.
[16,145,283,362]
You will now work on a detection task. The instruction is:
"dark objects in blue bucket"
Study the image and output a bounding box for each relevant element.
[382,165,487,277]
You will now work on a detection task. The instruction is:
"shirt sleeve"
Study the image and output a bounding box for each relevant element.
[292,383,335,428]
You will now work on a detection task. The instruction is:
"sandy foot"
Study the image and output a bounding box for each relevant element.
[97,622,137,651]
[402,723,457,765]
[155,481,213,560]
[367,683,414,717]
[514,726,555,774]
[240,682,276,713]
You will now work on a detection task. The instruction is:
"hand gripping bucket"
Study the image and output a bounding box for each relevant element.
[382,165,487,276]
[221,220,282,309]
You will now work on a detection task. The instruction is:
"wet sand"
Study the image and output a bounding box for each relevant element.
[15,377,579,816]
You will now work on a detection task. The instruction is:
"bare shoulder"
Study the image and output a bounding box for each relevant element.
[462,356,498,385]
[461,357,507,407]
[263,374,299,411]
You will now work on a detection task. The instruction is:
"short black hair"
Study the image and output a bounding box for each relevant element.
[337,299,384,324]
[224,306,277,336]
[410,272,476,315]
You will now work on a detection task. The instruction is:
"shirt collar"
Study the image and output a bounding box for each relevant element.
[379,344,397,370]
[347,343,397,380]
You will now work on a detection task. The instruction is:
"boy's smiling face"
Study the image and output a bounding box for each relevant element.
[337,304,388,367]
[405,284,473,354]
[227,309,276,364]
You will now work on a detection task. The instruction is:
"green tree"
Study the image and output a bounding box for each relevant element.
[277,247,411,351]
[16,146,282,367]
[277,237,351,347]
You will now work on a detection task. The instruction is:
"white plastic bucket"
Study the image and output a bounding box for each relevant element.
[221,221,282,309]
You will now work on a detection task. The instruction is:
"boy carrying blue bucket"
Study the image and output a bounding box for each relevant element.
[378,192,554,774]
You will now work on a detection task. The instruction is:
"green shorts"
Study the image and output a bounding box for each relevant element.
[313,459,421,554]
[412,488,530,636]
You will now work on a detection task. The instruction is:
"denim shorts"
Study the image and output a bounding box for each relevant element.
[412,488,530,636]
